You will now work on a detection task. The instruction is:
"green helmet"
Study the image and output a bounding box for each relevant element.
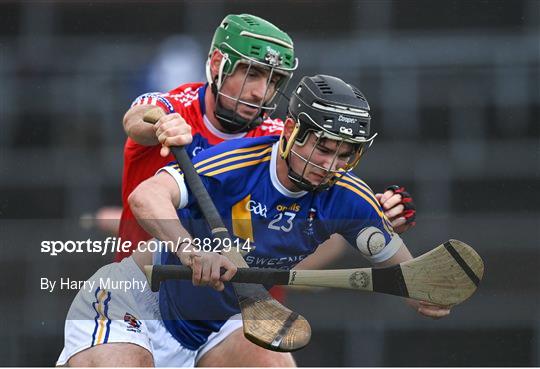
[209,14,297,76]
[206,14,298,133]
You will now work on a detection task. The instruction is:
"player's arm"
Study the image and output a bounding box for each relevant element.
[294,234,349,270]
[123,105,193,157]
[128,170,183,241]
[374,239,451,319]
[128,170,236,290]
[373,238,413,268]
[341,191,449,319]
[297,184,417,270]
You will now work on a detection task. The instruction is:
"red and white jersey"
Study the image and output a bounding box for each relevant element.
[117,82,284,261]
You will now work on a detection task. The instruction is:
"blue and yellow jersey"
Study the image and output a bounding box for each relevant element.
[156,135,400,350]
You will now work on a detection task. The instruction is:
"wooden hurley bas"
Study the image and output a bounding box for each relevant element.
[145,239,484,306]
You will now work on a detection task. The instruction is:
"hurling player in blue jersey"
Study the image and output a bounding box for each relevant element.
[124,75,452,366]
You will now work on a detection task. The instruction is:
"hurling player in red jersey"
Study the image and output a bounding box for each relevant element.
[118,14,295,260]
[117,14,417,267]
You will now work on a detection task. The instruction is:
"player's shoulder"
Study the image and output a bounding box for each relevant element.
[248,117,284,137]
[330,174,395,236]
[193,136,277,162]
[167,82,204,96]
[193,136,277,178]
[329,173,380,211]
[130,91,175,113]
[130,82,204,113]
[165,82,205,109]
[336,173,375,194]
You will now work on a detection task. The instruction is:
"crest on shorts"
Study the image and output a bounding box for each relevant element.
[124,312,142,333]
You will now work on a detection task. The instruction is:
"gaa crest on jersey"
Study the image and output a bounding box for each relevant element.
[246,200,268,218]
[124,312,142,333]
[265,46,283,67]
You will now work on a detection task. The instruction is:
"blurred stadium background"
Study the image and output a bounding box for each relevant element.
[0,0,538,366]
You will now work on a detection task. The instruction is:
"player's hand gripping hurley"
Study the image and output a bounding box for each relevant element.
[143,108,311,352]
[146,239,484,306]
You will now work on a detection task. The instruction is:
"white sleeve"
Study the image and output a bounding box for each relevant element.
[156,167,189,209]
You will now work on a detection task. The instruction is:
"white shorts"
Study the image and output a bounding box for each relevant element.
[56,257,243,367]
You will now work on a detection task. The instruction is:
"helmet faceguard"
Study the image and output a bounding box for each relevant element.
[280,75,377,191]
[206,14,298,133]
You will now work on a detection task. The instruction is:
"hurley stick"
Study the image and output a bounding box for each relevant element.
[145,239,484,306]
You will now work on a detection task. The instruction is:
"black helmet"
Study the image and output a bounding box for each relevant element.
[289,74,373,144]
[280,75,377,191]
